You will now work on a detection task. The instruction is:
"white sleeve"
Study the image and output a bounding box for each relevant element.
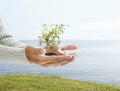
[0,18,29,64]
[0,19,26,48]
[0,45,29,64]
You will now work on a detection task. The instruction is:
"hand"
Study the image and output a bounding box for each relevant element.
[45,45,78,55]
[25,46,78,67]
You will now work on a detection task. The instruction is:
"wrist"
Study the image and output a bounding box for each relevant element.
[25,46,33,63]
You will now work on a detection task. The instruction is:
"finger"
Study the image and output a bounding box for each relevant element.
[53,59,73,66]
[60,60,73,66]
[41,60,72,67]
[44,55,73,62]
[61,45,78,50]
[36,53,77,65]
[68,52,79,62]
[60,53,78,66]
[61,62,70,66]
[69,52,79,57]
[55,49,67,55]
[41,62,60,67]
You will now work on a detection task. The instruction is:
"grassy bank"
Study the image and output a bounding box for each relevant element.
[0,75,120,91]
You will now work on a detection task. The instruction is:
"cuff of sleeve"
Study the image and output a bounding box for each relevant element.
[0,45,30,64]
[20,46,30,64]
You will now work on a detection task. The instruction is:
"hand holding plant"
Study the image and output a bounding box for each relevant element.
[25,24,79,66]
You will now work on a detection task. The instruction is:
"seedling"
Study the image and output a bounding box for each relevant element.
[38,24,67,55]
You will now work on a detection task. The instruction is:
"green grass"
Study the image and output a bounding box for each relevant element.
[0,75,120,91]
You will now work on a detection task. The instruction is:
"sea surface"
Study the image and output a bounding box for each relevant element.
[0,40,120,86]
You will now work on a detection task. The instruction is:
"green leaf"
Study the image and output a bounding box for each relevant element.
[38,24,68,51]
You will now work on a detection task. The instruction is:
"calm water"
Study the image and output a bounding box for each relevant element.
[0,40,120,86]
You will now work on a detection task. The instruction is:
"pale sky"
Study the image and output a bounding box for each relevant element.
[0,0,120,40]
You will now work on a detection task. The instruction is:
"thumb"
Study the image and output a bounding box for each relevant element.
[34,48,46,55]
